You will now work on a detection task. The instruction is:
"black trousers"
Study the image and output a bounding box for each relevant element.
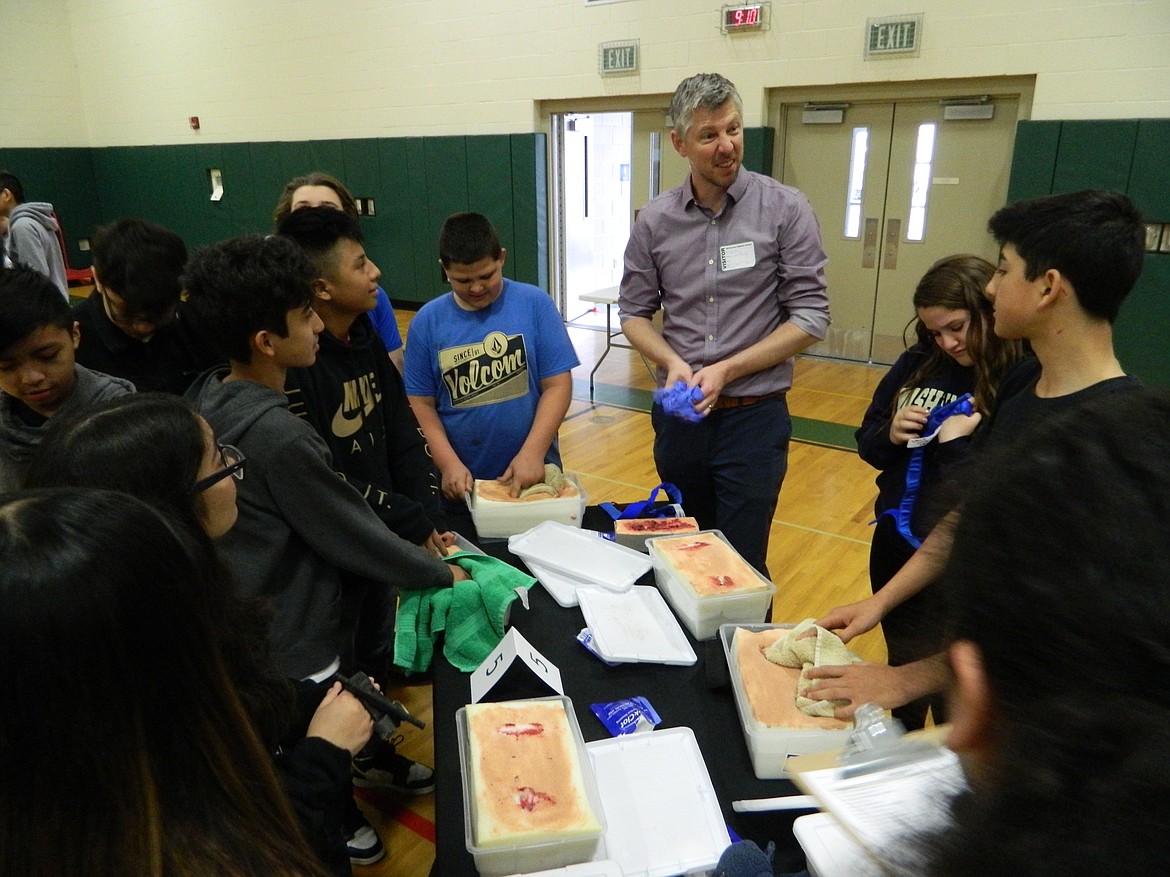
[869,515,948,730]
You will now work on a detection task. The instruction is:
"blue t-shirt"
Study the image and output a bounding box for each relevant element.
[404,279,579,479]
[370,286,403,353]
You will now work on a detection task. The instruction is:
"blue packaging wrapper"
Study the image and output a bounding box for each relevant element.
[590,696,662,736]
[577,628,621,667]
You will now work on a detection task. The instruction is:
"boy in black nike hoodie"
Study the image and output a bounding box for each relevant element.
[277,208,453,687]
[277,207,445,554]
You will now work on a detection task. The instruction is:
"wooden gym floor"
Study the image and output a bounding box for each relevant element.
[356,317,890,876]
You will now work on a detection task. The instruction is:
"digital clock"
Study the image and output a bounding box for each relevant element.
[722,3,765,32]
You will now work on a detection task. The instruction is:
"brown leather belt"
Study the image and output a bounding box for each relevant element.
[709,390,787,411]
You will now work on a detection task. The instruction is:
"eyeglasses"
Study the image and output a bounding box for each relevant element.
[99,286,177,331]
[193,444,246,493]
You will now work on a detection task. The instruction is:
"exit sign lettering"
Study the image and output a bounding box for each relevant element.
[599,40,639,75]
[866,14,923,57]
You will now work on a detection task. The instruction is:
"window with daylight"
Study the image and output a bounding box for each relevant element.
[907,123,936,241]
[844,127,869,239]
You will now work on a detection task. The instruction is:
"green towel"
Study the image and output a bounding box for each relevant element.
[393,552,537,674]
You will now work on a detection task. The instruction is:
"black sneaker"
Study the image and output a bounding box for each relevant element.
[352,735,436,796]
[344,810,385,867]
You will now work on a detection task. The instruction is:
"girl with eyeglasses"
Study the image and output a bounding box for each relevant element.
[24,393,373,877]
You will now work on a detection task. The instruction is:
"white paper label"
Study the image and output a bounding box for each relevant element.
[720,241,756,271]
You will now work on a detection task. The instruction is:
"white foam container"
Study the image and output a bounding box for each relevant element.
[585,727,731,877]
[457,696,607,877]
[610,517,701,552]
[450,532,487,556]
[719,623,854,779]
[577,586,697,666]
[793,812,883,877]
[509,521,651,603]
[469,473,588,539]
[646,530,776,640]
[504,863,622,877]
[520,558,600,608]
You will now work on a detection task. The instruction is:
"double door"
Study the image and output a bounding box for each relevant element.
[781,97,1019,363]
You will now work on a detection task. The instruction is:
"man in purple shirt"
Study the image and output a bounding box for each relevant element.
[619,73,831,576]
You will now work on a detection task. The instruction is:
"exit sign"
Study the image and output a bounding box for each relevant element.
[866,14,923,57]
[599,40,639,75]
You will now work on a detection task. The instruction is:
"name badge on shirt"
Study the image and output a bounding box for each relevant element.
[720,241,756,271]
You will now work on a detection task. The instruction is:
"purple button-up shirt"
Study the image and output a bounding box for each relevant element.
[619,170,830,397]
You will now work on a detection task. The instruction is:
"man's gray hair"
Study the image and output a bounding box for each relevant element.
[669,73,743,138]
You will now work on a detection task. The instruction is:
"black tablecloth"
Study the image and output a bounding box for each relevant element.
[429,512,810,875]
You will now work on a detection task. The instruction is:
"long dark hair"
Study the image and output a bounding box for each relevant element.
[0,489,329,877]
[25,392,207,535]
[271,171,359,226]
[900,254,1023,413]
[922,388,1170,876]
[23,393,293,747]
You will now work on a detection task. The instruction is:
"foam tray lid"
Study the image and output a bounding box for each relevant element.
[585,727,730,877]
[792,812,883,877]
[577,587,696,666]
[525,558,597,608]
[509,521,651,591]
[506,862,622,877]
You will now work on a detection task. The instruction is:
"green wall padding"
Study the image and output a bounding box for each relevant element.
[0,147,103,269]
[7,135,548,304]
[1052,120,1138,194]
[743,126,775,176]
[1116,255,1170,387]
[1130,119,1170,219]
[1007,121,1060,203]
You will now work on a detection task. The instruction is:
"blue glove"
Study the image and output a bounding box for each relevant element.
[654,380,705,423]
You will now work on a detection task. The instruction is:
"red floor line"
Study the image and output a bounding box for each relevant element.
[392,806,437,844]
[353,788,437,845]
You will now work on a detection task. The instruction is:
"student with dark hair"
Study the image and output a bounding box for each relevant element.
[25,392,383,873]
[73,218,221,392]
[855,254,1024,729]
[26,392,241,539]
[720,390,1170,875]
[812,189,1147,714]
[272,172,404,371]
[0,488,334,877]
[0,171,68,298]
[0,265,133,491]
[183,235,464,814]
[277,206,444,551]
[277,206,450,696]
[404,211,578,524]
[921,388,1170,876]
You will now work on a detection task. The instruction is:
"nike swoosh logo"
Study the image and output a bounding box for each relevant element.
[332,404,364,438]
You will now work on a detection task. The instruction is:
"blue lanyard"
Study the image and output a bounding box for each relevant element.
[878,393,974,548]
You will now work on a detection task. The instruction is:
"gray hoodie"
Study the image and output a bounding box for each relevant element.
[0,364,135,491]
[186,367,453,679]
[6,202,68,300]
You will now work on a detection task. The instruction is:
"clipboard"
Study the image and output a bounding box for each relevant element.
[786,726,963,875]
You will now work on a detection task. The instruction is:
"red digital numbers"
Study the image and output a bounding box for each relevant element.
[726,5,761,29]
